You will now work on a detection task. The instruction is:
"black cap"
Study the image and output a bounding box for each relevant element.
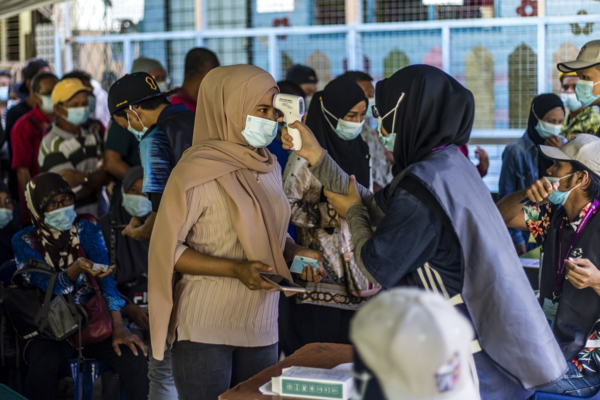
[18,58,50,95]
[108,72,165,116]
[286,64,318,85]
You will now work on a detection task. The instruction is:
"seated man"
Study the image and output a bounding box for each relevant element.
[498,134,600,398]
[109,72,194,240]
[38,78,110,217]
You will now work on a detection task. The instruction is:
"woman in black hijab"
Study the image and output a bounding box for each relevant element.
[498,94,565,255]
[0,182,20,265]
[282,65,566,400]
[281,77,378,353]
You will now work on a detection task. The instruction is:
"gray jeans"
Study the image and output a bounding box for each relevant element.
[171,340,278,400]
[149,347,178,400]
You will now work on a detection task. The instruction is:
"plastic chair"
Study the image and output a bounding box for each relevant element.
[532,391,600,399]
[60,359,126,400]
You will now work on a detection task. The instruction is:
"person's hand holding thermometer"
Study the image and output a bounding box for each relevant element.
[274,93,305,150]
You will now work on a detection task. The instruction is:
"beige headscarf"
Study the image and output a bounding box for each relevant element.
[148,65,292,360]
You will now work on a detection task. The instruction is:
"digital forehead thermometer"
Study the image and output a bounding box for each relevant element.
[274,93,305,150]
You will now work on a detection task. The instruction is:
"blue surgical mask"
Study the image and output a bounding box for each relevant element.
[376,93,405,153]
[535,120,562,139]
[0,208,13,229]
[122,193,152,217]
[561,93,582,112]
[6,99,19,111]
[39,94,55,114]
[365,98,376,119]
[379,132,397,152]
[0,87,9,102]
[88,95,97,114]
[575,79,600,108]
[127,107,149,141]
[320,99,364,141]
[64,106,90,126]
[241,115,278,148]
[44,205,77,231]
[545,174,580,206]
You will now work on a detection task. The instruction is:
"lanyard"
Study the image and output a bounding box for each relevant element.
[553,199,600,299]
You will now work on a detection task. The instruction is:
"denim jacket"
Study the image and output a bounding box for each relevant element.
[498,132,538,246]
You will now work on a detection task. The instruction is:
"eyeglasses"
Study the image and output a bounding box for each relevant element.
[45,195,75,211]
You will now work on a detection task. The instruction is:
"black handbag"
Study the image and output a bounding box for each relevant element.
[0,259,85,342]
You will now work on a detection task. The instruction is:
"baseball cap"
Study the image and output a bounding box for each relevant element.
[51,78,92,105]
[108,72,165,116]
[540,134,600,177]
[18,58,51,95]
[557,40,600,72]
[351,289,480,400]
[559,71,578,83]
[286,64,318,85]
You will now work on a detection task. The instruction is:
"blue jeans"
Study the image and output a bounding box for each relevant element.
[149,347,178,400]
[171,340,278,400]
[539,361,600,397]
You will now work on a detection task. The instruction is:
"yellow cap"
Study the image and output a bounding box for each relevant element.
[558,71,578,83]
[51,78,92,105]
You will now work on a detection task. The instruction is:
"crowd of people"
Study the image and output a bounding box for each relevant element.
[1,38,600,400]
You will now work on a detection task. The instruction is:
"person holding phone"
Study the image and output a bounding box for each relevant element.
[148,65,320,400]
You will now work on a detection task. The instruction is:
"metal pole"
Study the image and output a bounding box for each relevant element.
[345,0,361,71]
[442,26,450,74]
[62,0,73,72]
[194,0,205,47]
[53,33,62,77]
[537,18,546,93]
[123,39,133,74]
[268,33,280,81]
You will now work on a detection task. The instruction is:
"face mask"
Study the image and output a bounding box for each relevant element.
[545,173,579,206]
[575,79,600,108]
[535,120,562,139]
[320,99,364,141]
[365,98,376,119]
[39,94,55,113]
[157,81,169,92]
[561,93,582,112]
[122,193,152,217]
[63,106,90,126]
[88,96,97,114]
[376,93,405,153]
[241,115,278,148]
[127,107,149,141]
[305,96,312,111]
[44,205,77,231]
[0,208,13,229]
[6,99,19,111]
[0,87,9,102]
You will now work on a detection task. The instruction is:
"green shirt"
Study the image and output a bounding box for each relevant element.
[561,106,600,140]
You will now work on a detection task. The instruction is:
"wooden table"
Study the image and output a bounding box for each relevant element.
[219,343,353,400]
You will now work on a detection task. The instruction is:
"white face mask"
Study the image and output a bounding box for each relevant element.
[561,93,582,112]
[321,99,365,141]
[157,81,169,92]
[0,86,9,102]
[240,115,278,148]
[38,94,55,113]
[63,106,90,126]
[127,107,149,141]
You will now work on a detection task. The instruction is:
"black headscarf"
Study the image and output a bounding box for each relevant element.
[306,77,370,188]
[24,173,79,271]
[0,182,20,265]
[375,65,475,175]
[527,93,565,177]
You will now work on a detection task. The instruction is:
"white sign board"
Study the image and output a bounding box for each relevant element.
[423,0,464,5]
[257,0,295,13]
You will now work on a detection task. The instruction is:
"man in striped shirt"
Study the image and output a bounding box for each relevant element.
[38,78,110,217]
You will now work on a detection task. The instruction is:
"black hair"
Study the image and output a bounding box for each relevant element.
[276,80,306,99]
[32,72,58,94]
[62,70,92,84]
[0,70,11,80]
[184,48,220,79]
[571,163,600,200]
[113,95,170,119]
[338,71,374,83]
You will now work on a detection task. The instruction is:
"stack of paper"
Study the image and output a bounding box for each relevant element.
[260,364,354,399]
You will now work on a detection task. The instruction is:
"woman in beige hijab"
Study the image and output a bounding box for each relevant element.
[148,65,322,399]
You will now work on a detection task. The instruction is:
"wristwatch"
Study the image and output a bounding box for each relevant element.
[83,173,90,184]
